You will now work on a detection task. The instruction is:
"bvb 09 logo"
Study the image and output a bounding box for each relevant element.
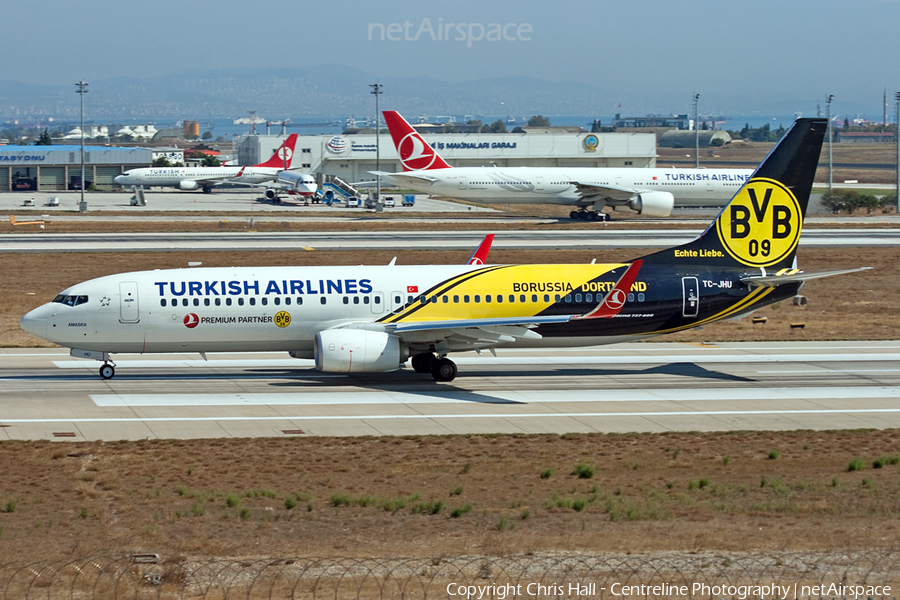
[274,311,291,328]
[715,178,801,267]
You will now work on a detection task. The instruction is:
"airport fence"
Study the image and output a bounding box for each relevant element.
[0,551,898,599]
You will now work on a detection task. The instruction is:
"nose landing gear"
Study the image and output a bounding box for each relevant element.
[99,362,116,380]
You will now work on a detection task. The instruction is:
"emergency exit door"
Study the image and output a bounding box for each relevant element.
[682,277,699,318]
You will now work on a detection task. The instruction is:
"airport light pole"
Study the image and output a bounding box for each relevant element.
[693,93,700,168]
[895,92,899,213]
[826,94,834,191]
[370,83,382,204]
[75,80,88,212]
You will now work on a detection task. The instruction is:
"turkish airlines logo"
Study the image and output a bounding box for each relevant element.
[277,147,293,161]
[603,289,627,311]
[469,257,484,266]
[183,313,199,329]
[398,132,437,171]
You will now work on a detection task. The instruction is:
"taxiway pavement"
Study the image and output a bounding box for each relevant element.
[2,341,898,440]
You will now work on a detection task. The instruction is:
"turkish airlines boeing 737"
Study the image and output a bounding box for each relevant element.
[22,119,867,382]
[375,111,753,220]
[114,134,316,197]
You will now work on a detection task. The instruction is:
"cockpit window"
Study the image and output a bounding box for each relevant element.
[52,294,88,306]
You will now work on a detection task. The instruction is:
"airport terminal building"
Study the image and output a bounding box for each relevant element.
[0,146,184,191]
[235,131,657,184]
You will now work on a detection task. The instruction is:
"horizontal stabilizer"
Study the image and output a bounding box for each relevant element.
[741,267,872,288]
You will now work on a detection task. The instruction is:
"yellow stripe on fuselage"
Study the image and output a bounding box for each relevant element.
[650,286,774,336]
[380,263,628,324]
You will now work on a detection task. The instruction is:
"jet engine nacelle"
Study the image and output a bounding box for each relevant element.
[629,191,674,217]
[178,180,199,191]
[314,329,407,373]
[264,188,278,200]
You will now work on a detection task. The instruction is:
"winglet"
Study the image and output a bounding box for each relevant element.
[467,234,494,265]
[579,260,643,319]
[382,111,452,171]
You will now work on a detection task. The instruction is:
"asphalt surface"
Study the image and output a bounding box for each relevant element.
[2,341,898,440]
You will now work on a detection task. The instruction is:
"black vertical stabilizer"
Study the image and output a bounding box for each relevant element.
[639,118,827,272]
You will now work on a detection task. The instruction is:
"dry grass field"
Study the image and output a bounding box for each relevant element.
[0,430,899,564]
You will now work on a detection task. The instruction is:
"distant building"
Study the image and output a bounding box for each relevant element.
[235,131,658,184]
[659,130,732,148]
[836,131,895,143]
[614,114,693,130]
[0,145,156,191]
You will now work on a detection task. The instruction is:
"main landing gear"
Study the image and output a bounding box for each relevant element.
[99,362,116,380]
[411,353,458,382]
[570,208,609,222]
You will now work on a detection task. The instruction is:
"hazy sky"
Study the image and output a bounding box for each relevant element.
[7,0,899,115]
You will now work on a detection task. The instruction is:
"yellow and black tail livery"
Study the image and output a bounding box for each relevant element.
[642,118,827,271]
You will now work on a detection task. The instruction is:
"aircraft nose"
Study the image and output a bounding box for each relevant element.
[20,304,50,341]
[114,175,125,184]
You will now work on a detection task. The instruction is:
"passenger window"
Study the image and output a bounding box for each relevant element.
[474,295,480,303]
[274,297,281,305]
[249,298,256,306]
[430,296,437,304]
[464,295,470,303]
[353,297,360,304]
[193,298,200,306]
[261,298,268,306]
[407,295,413,303]
[226,298,232,306]
[297,297,302,305]
[638,293,645,302]
[496,295,502,303]
[364,296,370,304]
[374,296,381,304]
[161,299,167,307]
[520,295,526,303]
[555,294,561,302]
[485,295,491,303]
[320,297,326,305]
[627,293,634,302]
[544,294,550,302]
[215,298,221,306]
[575,293,582,303]
[453,295,459,303]
[204,298,210,306]
[586,293,593,303]
[285,298,291,305]
[565,295,572,302]
[442,295,449,303]
[509,295,515,303]
[531,294,537,303]
[394,295,401,304]
[182,298,188,307]
[238,298,244,306]
[343,297,349,305]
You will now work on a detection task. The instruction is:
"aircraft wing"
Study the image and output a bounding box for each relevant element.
[371,171,441,184]
[571,181,640,203]
[741,267,872,287]
[382,315,577,349]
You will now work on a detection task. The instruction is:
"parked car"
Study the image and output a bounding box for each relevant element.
[346,196,360,208]
[383,196,395,207]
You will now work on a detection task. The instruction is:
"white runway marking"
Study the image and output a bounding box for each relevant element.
[3,408,900,424]
[89,386,900,407]
[50,353,900,371]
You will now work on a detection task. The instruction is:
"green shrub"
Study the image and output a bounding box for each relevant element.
[848,458,866,472]
[225,492,240,508]
[449,486,463,496]
[450,504,471,518]
[540,468,554,479]
[284,497,298,510]
[572,464,594,479]
[768,450,779,460]
[411,500,444,515]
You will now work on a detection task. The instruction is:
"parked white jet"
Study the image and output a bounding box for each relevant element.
[375,111,753,220]
[114,134,315,197]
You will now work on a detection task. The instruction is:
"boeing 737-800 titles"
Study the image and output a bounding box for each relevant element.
[22,119,867,382]
[114,134,316,198]
[375,111,753,220]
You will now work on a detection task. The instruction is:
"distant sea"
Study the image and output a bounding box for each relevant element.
[62,114,873,139]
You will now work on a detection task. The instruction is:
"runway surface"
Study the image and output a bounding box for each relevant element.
[3,228,899,253]
[2,341,898,440]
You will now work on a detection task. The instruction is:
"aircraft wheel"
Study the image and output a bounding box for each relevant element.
[202,186,212,194]
[588,211,600,221]
[569,211,580,220]
[99,364,115,380]
[411,353,436,373]
[431,358,458,382]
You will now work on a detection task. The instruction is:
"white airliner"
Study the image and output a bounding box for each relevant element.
[375,111,753,220]
[21,120,866,383]
[113,134,316,198]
